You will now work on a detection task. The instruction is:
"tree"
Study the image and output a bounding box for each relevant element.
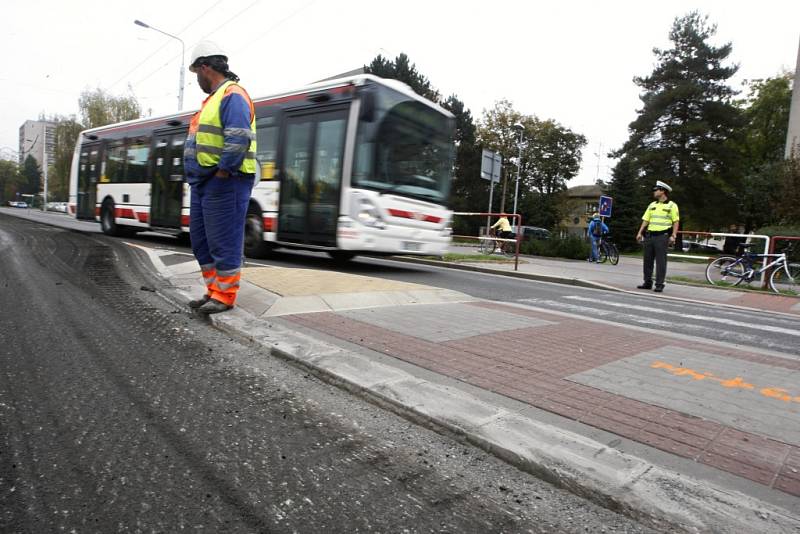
[364,53,439,101]
[478,100,586,228]
[613,12,742,230]
[441,94,483,234]
[732,74,793,231]
[736,74,793,165]
[773,158,800,225]
[78,88,142,130]
[21,154,40,196]
[49,115,83,201]
[0,159,23,204]
[606,156,648,251]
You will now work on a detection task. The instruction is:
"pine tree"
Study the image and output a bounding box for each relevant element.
[614,12,742,230]
[364,53,439,102]
[606,156,648,251]
[441,95,483,234]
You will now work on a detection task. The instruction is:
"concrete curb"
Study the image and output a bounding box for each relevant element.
[390,256,800,319]
[207,308,800,534]
[390,255,617,291]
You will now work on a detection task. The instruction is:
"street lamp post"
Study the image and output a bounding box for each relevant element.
[134,19,185,110]
[512,122,524,224]
[42,122,48,211]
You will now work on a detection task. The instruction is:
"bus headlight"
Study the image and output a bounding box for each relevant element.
[354,197,385,229]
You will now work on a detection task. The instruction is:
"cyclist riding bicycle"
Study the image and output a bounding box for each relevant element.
[587,212,609,263]
[490,215,516,254]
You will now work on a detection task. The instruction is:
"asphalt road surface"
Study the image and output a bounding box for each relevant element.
[0,214,658,532]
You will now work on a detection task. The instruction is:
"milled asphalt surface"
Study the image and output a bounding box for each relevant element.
[0,213,662,532]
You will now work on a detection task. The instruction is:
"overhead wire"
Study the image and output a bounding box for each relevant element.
[130,0,261,89]
[107,0,224,92]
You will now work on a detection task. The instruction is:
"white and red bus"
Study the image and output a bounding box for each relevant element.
[68,74,454,260]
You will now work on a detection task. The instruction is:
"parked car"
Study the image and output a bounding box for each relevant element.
[518,226,551,241]
[682,240,720,254]
[46,202,68,213]
[8,201,28,208]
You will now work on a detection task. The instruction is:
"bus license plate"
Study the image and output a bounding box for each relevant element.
[403,241,422,252]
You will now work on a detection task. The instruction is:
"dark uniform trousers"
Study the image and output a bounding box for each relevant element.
[643,233,669,287]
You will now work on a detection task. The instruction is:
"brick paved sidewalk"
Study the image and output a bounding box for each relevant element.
[283,300,800,499]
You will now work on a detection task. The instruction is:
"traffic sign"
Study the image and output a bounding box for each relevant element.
[598,195,613,217]
[481,149,502,183]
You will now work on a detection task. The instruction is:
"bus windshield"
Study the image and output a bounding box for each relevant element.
[353,88,454,205]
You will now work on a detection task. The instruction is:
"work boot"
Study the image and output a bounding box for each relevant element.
[197,298,233,315]
[636,282,652,290]
[654,285,664,293]
[188,294,211,309]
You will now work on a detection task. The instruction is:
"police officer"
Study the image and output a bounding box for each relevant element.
[184,41,257,314]
[635,181,680,293]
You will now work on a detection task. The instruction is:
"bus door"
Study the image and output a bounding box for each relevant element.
[76,143,100,219]
[150,129,186,227]
[277,107,348,246]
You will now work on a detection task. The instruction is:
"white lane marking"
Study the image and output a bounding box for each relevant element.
[562,295,800,337]
[507,299,800,359]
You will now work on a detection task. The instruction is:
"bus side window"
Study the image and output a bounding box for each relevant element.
[127,135,151,183]
[256,116,278,180]
[104,140,127,183]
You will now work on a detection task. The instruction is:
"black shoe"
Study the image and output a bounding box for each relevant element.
[188,294,211,309]
[636,283,652,290]
[654,286,664,293]
[197,298,233,315]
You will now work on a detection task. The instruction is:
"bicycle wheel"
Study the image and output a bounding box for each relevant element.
[478,236,496,255]
[608,243,620,265]
[705,256,745,286]
[769,262,800,294]
[598,243,609,263]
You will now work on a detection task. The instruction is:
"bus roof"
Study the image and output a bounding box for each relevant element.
[79,74,453,137]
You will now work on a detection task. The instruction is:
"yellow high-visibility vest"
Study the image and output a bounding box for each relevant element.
[192,80,257,174]
[642,200,679,231]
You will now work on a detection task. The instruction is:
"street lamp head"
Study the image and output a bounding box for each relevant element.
[513,122,524,131]
[134,19,149,28]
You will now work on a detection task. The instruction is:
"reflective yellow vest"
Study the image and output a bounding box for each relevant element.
[642,200,679,231]
[190,80,257,174]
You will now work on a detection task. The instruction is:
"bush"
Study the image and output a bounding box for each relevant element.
[521,235,590,260]
[756,225,800,261]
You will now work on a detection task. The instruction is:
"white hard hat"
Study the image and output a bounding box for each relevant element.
[189,40,227,72]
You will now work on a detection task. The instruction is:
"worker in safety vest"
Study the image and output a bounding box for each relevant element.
[184,41,257,314]
[635,180,680,293]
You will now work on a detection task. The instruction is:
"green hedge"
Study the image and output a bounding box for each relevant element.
[756,225,800,237]
[520,236,590,260]
[756,225,800,261]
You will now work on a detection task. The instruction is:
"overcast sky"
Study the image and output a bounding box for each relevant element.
[3,0,799,185]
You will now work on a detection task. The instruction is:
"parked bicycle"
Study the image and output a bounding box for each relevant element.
[597,235,619,265]
[705,242,799,294]
[478,229,518,256]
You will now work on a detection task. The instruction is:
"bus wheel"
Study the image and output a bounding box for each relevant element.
[328,251,356,263]
[100,200,135,237]
[244,205,272,258]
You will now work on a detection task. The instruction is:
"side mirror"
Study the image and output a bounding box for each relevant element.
[359,88,375,122]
